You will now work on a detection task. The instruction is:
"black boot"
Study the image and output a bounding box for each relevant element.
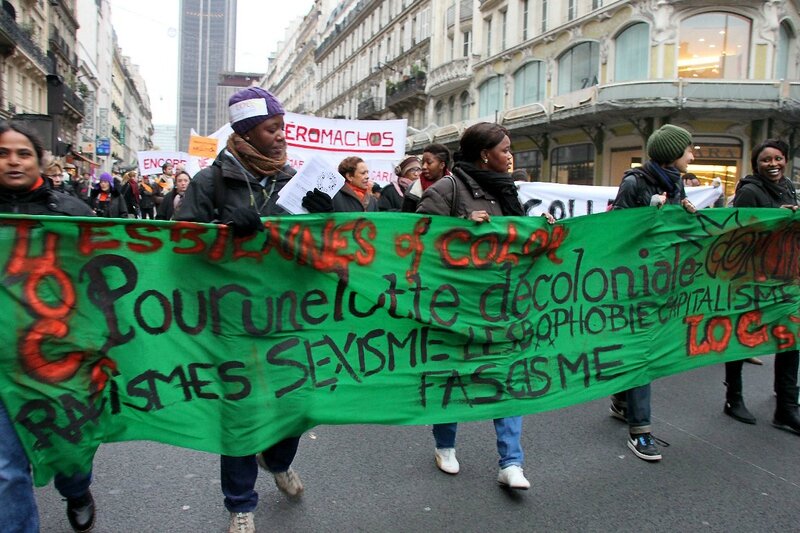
[773,350,800,435]
[66,490,95,533]
[723,361,756,424]
[724,385,757,424]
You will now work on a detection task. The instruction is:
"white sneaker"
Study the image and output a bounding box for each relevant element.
[228,512,255,533]
[273,467,304,498]
[497,465,530,490]
[434,447,460,474]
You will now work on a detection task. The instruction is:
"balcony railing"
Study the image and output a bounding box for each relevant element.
[357,96,383,118]
[0,10,53,73]
[427,58,471,95]
[62,83,84,118]
[386,75,426,108]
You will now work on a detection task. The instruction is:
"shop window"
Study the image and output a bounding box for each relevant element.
[615,23,649,82]
[513,149,542,181]
[558,42,599,94]
[678,13,751,79]
[687,139,742,201]
[513,61,545,107]
[551,143,594,185]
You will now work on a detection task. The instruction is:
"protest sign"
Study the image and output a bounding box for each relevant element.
[0,207,797,485]
[517,182,724,218]
[188,135,220,159]
[137,151,189,176]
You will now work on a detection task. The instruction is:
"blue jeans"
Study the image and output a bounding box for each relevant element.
[613,384,652,434]
[432,417,524,469]
[221,436,300,513]
[0,400,38,533]
[0,399,94,533]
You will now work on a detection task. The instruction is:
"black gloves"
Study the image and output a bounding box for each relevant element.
[302,189,334,213]
[227,207,263,237]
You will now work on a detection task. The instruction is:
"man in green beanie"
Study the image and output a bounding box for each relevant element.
[608,123,697,462]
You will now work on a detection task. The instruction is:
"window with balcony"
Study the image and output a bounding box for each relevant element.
[615,22,649,82]
[513,61,545,106]
[478,76,504,117]
[678,12,751,79]
[558,41,599,94]
[552,143,594,185]
[777,20,794,80]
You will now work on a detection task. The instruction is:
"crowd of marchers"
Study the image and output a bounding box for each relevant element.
[0,86,798,533]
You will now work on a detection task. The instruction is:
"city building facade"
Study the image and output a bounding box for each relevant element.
[177,0,236,151]
[267,0,800,198]
[0,0,85,154]
[312,0,433,127]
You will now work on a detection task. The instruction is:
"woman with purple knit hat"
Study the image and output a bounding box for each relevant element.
[177,86,330,533]
[89,172,128,218]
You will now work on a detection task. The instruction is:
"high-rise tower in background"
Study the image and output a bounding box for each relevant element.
[177,0,237,151]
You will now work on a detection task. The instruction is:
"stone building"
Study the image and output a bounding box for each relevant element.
[267,0,800,197]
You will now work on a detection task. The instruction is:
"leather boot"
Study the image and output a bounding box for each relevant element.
[724,362,756,424]
[724,384,756,424]
[773,350,800,435]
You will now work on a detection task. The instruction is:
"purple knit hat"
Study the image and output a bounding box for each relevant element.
[99,172,114,188]
[228,87,285,135]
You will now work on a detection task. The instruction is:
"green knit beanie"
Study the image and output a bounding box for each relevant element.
[646,125,692,164]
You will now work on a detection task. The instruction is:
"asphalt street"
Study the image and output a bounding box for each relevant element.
[34,357,799,532]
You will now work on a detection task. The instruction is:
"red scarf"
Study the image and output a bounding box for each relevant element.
[29,176,44,191]
[420,175,437,191]
[347,182,367,201]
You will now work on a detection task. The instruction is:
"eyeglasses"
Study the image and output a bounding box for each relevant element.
[407,167,422,174]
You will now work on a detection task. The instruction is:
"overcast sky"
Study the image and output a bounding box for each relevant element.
[107,0,315,125]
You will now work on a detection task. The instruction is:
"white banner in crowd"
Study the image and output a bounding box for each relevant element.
[284,112,407,186]
[136,151,190,176]
[517,182,724,219]
[165,114,408,186]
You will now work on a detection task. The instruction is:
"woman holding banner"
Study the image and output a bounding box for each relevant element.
[176,86,334,533]
[0,121,97,533]
[724,138,800,434]
[416,122,553,490]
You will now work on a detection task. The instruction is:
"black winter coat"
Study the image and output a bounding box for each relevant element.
[332,185,378,212]
[612,164,686,210]
[377,182,404,211]
[733,174,797,209]
[0,181,95,216]
[176,151,295,223]
[90,188,128,218]
[157,190,184,220]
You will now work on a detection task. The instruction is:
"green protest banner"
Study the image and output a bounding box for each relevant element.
[0,207,798,485]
